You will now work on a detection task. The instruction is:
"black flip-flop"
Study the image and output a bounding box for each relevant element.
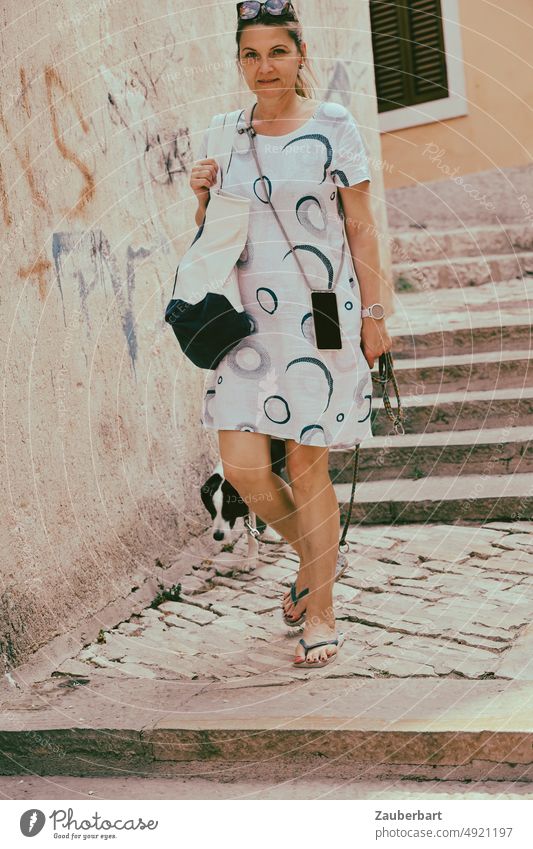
[293,633,345,668]
[281,552,349,627]
[282,583,309,627]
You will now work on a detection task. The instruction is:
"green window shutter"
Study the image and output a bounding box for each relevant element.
[370,0,449,113]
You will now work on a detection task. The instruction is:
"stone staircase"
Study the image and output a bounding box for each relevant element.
[391,222,533,291]
[330,217,533,525]
[330,167,533,525]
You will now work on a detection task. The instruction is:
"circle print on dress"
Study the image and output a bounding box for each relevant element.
[299,423,331,446]
[358,394,372,423]
[253,175,272,203]
[264,395,290,424]
[300,311,314,343]
[283,134,332,183]
[227,337,272,379]
[296,195,328,235]
[353,373,371,407]
[283,244,334,288]
[286,356,333,411]
[257,287,278,314]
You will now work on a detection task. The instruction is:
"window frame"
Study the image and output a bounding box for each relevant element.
[376,0,468,132]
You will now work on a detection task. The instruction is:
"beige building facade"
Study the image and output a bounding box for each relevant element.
[379,0,533,187]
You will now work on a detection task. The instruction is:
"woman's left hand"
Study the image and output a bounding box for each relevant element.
[360,317,392,370]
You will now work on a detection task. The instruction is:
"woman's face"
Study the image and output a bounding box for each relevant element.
[238,24,305,97]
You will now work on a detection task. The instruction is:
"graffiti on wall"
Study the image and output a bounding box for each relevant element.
[52,230,151,375]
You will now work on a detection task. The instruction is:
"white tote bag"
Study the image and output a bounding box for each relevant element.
[174,109,250,312]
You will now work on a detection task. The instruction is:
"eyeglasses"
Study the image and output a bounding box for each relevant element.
[236,1,296,21]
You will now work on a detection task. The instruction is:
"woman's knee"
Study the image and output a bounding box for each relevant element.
[285,441,330,491]
[218,430,272,489]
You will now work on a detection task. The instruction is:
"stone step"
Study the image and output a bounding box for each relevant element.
[385,163,533,230]
[391,349,532,394]
[393,253,533,292]
[390,319,532,359]
[386,279,532,357]
[391,222,533,264]
[371,386,533,435]
[335,471,533,524]
[329,425,532,482]
[0,678,531,781]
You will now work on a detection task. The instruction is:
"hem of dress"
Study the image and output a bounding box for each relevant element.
[201,420,374,451]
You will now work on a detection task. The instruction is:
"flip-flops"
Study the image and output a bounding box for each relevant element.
[282,583,309,627]
[281,551,349,627]
[293,633,345,668]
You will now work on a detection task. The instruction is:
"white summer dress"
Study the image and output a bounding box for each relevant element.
[195,100,375,450]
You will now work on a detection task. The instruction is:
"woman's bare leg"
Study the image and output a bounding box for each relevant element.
[217,430,304,558]
[284,440,341,665]
[218,431,341,664]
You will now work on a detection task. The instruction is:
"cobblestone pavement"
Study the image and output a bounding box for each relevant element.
[55,521,533,684]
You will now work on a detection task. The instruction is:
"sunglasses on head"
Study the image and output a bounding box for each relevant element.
[236,1,296,20]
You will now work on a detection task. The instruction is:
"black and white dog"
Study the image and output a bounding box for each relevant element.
[201,437,287,570]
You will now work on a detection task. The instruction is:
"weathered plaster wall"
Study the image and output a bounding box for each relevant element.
[0,0,388,669]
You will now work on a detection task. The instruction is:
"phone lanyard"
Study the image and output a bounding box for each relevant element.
[242,105,348,296]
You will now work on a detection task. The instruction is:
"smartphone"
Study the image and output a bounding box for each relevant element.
[311,290,343,350]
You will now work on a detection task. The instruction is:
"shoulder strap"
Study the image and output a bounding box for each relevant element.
[206,109,243,190]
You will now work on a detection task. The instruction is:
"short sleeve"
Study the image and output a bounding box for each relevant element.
[331,107,371,187]
[195,112,225,161]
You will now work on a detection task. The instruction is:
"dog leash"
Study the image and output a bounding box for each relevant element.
[243,107,405,555]
[338,351,404,553]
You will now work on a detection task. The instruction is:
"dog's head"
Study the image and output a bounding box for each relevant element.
[200,443,286,543]
[200,472,249,542]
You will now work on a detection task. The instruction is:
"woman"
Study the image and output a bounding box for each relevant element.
[190,0,392,668]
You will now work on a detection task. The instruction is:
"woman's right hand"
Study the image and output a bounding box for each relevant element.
[190,157,219,204]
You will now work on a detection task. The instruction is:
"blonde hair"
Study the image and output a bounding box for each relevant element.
[235,11,319,99]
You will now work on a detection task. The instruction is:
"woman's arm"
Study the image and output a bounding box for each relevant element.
[194,196,209,228]
[191,156,218,227]
[338,181,392,369]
